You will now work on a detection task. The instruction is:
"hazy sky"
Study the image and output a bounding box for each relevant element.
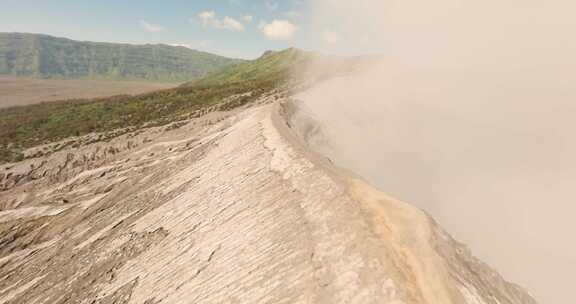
[0,0,317,59]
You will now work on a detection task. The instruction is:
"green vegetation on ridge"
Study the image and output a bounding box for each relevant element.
[0,33,243,82]
[0,48,306,164]
[186,48,311,86]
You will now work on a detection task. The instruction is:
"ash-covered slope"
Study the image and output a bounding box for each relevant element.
[0,96,536,303]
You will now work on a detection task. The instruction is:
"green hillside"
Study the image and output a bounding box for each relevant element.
[186,48,312,86]
[185,48,362,88]
[0,33,243,82]
[0,48,308,164]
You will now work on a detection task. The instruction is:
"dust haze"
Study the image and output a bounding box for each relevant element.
[298,1,576,303]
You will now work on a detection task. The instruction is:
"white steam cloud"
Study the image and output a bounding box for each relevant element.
[300,1,576,304]
[321,31,340,44]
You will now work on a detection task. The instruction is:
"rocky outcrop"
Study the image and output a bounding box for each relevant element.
[0,102,536,303]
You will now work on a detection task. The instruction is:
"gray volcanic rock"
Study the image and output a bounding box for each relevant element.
[0,100,536,303]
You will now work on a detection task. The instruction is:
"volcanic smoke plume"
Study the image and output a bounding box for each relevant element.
[299,1,576,303]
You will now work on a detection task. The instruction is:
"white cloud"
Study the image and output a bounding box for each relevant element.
[243,15,253,23]
[170,43,193,49]
[139,20,165,32]
[198,11,216,26]
[222,16,245,31]
[197,11,245,32]
[322,31,341,44]
[261,20,297,41]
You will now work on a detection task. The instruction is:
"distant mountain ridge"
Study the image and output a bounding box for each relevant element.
[0,33,243,82]
[0,47,302,163]
[184,48,310,86]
